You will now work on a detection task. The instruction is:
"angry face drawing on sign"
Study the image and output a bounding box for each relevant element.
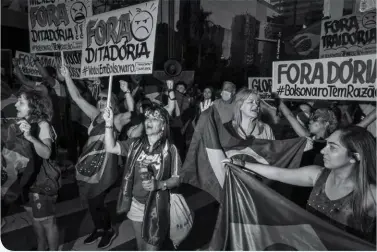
[130,7,154,42]
[361,11,376,29]
[70,1,88,40]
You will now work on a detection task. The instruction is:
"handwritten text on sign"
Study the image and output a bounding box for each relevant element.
[80,0,159,78]
[62,51,82,79]
[248,77,272,100]
[15,51,58,77]
[272,55,376,101]
[28,0,92,53]
[319,11,376,58]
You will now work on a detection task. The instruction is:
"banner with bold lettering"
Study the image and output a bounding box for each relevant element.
[319,10,376,58]
[62,51,82,79]
[15,51,58,77]
[248,77,273,100]
[28,0,92,53]
[272,55,377,101]
[80,0,159,78]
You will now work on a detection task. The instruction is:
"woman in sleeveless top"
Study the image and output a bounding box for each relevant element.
[59,65,135,248]
[15,90,59,250]
[224,126,376,242]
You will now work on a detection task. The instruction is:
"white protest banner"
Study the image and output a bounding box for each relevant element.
[15,51,58,77]
[248,77,273,100]
[28,0,92,53]
[319,10,376,58]
[272,55,376,102]
[61,51,82,79]
[80,0,159,78]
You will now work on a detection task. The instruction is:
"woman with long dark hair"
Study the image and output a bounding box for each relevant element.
[15,90,59,250]
[59,65,135,248]
[103,103,182,250]
[224,126,376,242]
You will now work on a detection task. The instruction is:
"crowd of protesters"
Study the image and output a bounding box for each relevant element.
[1,55,376,250]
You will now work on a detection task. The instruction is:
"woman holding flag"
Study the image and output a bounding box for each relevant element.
[225,125,376,242]
[59,61,135,248]
[103,101,182,250]
[14,90,60,250]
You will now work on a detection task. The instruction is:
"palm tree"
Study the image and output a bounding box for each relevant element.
[190,8,212,68]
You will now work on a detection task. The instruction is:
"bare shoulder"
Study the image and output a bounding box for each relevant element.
[38,120,51,130]
[299,165,324,185]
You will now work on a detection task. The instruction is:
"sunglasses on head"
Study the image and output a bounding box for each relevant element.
[98,96,108,101]
[144,108,166,122]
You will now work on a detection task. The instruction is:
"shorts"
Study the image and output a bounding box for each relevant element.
[127,197,145,222]
[24,193,57,221]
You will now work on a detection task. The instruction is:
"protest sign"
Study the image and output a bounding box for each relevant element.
[28,0,92,53]
[248,77,273,100]
[61,51,82,79]
[319,10,376,58]
[15,51,58,77]
[272,55,377,102]
[80,0,159,78]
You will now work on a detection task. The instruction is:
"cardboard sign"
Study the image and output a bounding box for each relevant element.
[272,55,377,101]
[248,77,273,100]
[62,51,82,79]
[80,0,159,78]
[15,51,58,77]
[28,0,92,53]
[319,10,376,58]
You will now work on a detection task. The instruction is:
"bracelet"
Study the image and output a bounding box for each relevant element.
[169,96,177,100]
[124,90,131,94]
[168,89,174,93]
[105,125,113,129]
[161,181,168,191]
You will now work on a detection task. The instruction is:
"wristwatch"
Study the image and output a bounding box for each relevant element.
[161,181,168,190]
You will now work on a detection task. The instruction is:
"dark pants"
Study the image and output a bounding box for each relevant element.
[68,122,88,163]
[87,191,111,231]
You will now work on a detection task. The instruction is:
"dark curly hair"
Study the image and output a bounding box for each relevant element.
[311,108,338,138]
[17,90,54,123]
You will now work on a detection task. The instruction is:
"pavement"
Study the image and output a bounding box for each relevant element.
[1,168,219,251]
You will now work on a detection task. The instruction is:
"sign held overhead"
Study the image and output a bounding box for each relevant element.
[80,0,159,78]
[28,0,93,53]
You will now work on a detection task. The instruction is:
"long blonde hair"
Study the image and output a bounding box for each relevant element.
[231,88,260,130]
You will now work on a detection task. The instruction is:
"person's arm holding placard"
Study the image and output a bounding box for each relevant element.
[31,54,56,88]
[60,64,99,120]
[276,96,310,137]
[12,58,37,89]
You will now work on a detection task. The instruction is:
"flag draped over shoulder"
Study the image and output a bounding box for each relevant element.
[180,107,307,202]
[209,165,376,250]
